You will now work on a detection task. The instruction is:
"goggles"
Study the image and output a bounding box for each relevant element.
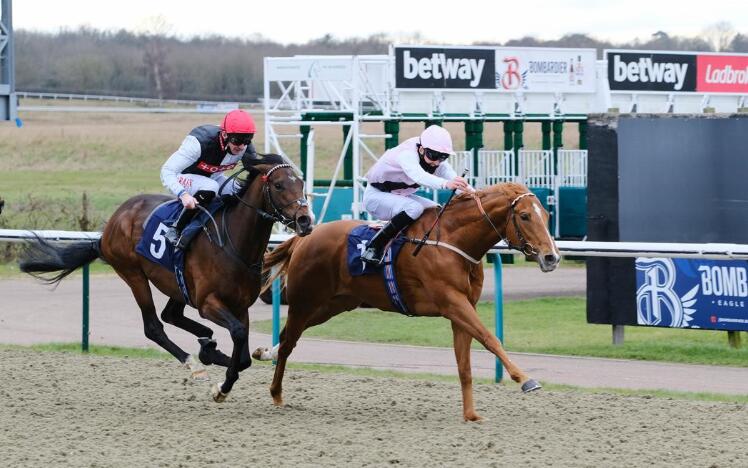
[424,148,450,162]
[226,133,253,146]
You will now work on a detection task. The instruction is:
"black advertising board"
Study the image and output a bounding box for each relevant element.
[606,51,697,92]
[394,46,495,89]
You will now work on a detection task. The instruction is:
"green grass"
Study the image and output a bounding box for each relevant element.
[4,343,747,403]
[253,297,748,367]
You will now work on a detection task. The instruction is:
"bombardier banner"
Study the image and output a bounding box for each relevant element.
[636,258,748,331]
[394,45,596,92]
[495,48,596,93]
[394,46,495,89]
[607,49,748,93]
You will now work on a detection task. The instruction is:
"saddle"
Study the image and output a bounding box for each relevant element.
[347,224,411,315]
[135,198,226,305]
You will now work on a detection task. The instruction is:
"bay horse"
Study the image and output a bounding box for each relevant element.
[256,182,560,421]
[20,154,312,402]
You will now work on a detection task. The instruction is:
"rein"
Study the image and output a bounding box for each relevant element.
[406,190,538,263]
[469,191,539,256]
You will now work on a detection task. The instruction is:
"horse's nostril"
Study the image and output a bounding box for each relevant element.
[297,215,311,227]
[544,254,557,264]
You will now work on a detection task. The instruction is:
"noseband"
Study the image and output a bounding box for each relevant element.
[470,191,539,257]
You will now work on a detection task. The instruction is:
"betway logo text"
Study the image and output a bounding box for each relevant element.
[402,51,486,87]
[705,65,748,84]
[613,55,688,90]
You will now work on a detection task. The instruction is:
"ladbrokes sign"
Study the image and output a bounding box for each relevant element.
[607,49,748,93]
[394,46,495,89]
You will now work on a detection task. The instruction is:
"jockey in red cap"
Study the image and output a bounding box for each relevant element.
[160,109,257,249]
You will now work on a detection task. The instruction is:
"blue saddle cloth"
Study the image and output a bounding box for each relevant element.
[347,224,411,315]
[135,199,224,306]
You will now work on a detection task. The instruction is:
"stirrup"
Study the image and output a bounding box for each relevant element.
[164,226,179,244]
[361,247,384,265]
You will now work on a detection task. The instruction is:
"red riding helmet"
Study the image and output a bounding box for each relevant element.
[221,109,256,134]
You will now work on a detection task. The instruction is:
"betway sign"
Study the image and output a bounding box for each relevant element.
[395,46,494,89]
[607,51,696,92]
[607,49,748,93]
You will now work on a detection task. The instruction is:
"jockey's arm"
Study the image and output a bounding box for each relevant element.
[160,135,201,197]
[400,152,451,190]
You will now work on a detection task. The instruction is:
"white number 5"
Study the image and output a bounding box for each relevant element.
[150,223,168,259]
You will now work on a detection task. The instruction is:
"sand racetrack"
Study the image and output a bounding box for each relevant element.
[1,349,745,467]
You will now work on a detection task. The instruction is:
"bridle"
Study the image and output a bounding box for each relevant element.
[230,163,308,231]
[214,163,308,274]
[470,191,539,257]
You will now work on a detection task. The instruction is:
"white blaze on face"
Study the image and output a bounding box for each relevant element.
[531,198,560,257]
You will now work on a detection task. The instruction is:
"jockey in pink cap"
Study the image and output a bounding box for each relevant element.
[360,125,470,264]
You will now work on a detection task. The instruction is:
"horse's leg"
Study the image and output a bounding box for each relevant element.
[119,270,194,367]
[201,299,250,403]
[269,305,313,406]
[440,292,539,392]
[159,299,230,367]
[451,322,481,422]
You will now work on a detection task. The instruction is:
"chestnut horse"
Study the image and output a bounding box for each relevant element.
[20,154,313,402]
[256,182,560,421]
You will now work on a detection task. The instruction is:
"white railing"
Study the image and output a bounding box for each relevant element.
[518,149,555,189]
[4,229,748,260]
[557,149,588,187]
[478,150,516,188]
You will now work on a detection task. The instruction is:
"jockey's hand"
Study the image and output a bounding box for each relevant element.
[180,192,198,209]
[445,176,470,191]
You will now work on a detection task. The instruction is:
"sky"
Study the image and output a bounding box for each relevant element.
[10,0,748,45]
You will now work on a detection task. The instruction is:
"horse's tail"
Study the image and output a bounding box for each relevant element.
[261,236,301,294]
[19,234,102,286]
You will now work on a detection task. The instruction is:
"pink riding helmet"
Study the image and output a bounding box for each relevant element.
[419,125,455,155]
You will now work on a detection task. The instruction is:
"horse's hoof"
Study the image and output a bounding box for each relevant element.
[184,355,209,381]
[251,347,266,360]
[252,346,277,361]
[211,382,228,403]
[463,412,483,422]
[192,369,210,381]
[521,379,542,393]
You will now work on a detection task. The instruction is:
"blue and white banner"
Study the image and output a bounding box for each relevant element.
[636,258,748,331]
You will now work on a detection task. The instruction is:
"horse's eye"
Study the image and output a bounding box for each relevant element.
[274,182,283,190]
[520,212,530,221]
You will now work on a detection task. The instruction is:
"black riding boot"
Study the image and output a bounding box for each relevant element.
[361,211,415,265]
[165,207,198,249]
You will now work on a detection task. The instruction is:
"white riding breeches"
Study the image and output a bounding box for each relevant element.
[363,185,437,221]
[176,173,237,197]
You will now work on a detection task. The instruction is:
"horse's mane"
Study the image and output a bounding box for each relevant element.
[452,181,528,203]
[235,153,289,197]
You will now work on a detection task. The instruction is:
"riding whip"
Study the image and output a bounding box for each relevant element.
[412,168,469,257]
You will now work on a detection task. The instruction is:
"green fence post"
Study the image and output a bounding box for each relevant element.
[541,121,551,151]
[82,263,89,353]
[552,120,564,173]
[342,120,353,181]
[384,120,400,149]
[503,120,514,152]
[578,120,588,150]
[491,254,504,383]
[299,123,310,179]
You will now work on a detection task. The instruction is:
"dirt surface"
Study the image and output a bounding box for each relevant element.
[1,348,746,467]
[3,272,748,396]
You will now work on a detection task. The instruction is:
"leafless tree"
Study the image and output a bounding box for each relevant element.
[702,21,736,52]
